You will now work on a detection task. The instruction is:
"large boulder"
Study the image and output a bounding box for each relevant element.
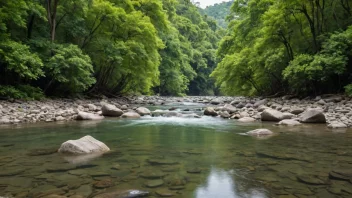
[246,129,273,136]
[101,104,123,117]
[223,104,236,113]
[121,112,141,118]
[76,112,104,120]
[58,135,110,154]
[261,109,284,121]
[300,108,326,123]
[204,107,218,116]
[136,107,151,116]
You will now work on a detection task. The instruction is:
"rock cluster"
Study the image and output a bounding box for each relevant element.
[199,95,350,128]
[0,95,351,129]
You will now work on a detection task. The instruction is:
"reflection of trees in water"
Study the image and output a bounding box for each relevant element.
[195,167,269,198]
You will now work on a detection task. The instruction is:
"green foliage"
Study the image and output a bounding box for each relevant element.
[0,85,44,100]
[284,27,352,94]
[46,44,95,93]
[0,41,44,80]
[213,0,352,96]
[201,1,233,28]
[345,84,352,97]
[0,0,219,98]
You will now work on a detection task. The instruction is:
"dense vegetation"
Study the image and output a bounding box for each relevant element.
[201,1,233,28]
[2,0,352,99]
[0,0,220,99]
[212,0,352,96]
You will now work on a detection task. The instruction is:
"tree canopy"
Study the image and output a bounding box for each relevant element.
[200,1,233,28]
[211,0,352,96]
[0,0,220,99]
[2,0,351,99]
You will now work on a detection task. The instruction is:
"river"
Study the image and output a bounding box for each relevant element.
[0,103,352,197]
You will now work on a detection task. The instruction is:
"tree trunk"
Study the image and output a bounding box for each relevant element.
[46,0,59,42]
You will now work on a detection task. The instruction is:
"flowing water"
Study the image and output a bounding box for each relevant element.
[0,103,352,198]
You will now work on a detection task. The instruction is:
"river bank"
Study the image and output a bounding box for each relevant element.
[0,95,351,128]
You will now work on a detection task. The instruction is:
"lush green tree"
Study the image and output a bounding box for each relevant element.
[0,0,220,98]
[213,0,352,96]
[201,1,233,28]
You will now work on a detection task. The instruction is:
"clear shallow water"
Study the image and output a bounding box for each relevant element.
[0,112,352,197]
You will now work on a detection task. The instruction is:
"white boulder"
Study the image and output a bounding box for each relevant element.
[58,135,110,154]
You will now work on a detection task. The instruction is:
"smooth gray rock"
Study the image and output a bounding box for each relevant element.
[219,111,230,118]
[88,104,97,111]
[210,98,222,105]
[300,108,326,123]
[76,112,104,120]
[282,112,295,119]
[102,103,123,117]
[254,99,267,108]
[246,129,273,136]
[261,109,284,121]
[121,112,141,118]
[136,107,151,116]
[223,104,236,113]
[328,121,347,128]
[58,135,110,154]
[204,107,218,116]
[290,108,304,115]
[238,117,256,122]
[277,119,301,126]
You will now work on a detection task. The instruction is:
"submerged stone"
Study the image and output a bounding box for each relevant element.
[0,168,25,176]
[89,171,110,177]
[29,184,65,197]
[27,148,58,156]
[329,168,352,181]
[140,171,167,179]
[93,179,113,189]
[169,185,185,190]
[187,168,202,174]
[144,179,164,188]
[73,184,92,197]
[297,175,326,185]
[164,174,187,186]
[46,164,76,173]
[147,158,178,165]
[246,129,273,136]
[93,189,150,198]
[156,189,174,197]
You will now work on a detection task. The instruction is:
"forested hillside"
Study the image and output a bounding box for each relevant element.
[212,0,352,96]
[0,0,220,99]
[201,1,233,28]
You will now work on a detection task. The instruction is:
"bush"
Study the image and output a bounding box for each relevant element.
[0,85,44,100]
[345,84,352,97]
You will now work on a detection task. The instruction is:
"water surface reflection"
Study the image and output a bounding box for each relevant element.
[195,167,267,198]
